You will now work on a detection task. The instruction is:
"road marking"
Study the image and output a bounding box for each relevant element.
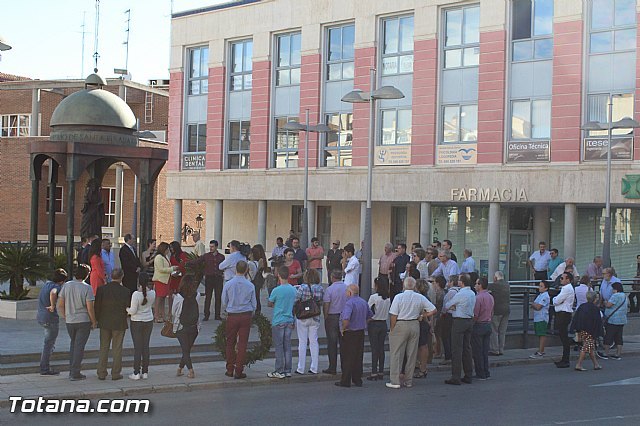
[591,376,640,387]
[547,414,640,424]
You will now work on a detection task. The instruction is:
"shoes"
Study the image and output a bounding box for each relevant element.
[187,369,195,379]
[142,373,148,379]
[366,375,378,381]
[403,382,413,388]
[377,373,384,380]
[129,373,141,380]
[295,370,305,375]
[112,374,123,381]
[413,370,428,379]
[177,368,184,377]
[575,367,587,371]
[353,382,363,387]
[335,381,350,388]
[474,375,487,381]
[594,366,603,370]
[439,360,451,366]
[267,371,286,379]
[285,373,292,378]
[444,379,461,385]
[97,375,106,380]
[609,354,622,360]
[215,316,222,321]
[40,370,60,376]
[70,374,86,381]
[234,373,247,379]
[529,351,545,359]
[555,361,570,368]
[385,382,401,389]
[596,352,609,360]
[203,317,209,322]
[488,351,502,356]
[461,377,472,384]
[308,370,317,375]
[322,369,337,375]
[225,370,234,377]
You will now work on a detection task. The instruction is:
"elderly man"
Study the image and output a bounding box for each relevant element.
[460,249,476,274]
[472,278,494,380]
[431,250,461,282]
[586,256,604,280]
[322,270,348,375]
[192,232,206,257]
[378,243,396,280]
[528,242,551,282]
[439,275,460,365]
[488,271,510,356]
[550,257,580,281]
[444,274,476,385]
[599,267,621,305]
[386,277,437,389]
[335,284,373,388]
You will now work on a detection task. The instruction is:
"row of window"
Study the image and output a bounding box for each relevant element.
[1,114,30,137]
[183,0,637,169]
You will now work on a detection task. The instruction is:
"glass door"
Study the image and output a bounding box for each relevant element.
[508,230,532,281]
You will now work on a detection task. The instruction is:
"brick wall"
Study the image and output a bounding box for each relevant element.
[299,54,322,167]
[206,67,225,170]
[351,47,375,167]
[168,72,184,171]
[249,60,271,169]
[411,38,438,166]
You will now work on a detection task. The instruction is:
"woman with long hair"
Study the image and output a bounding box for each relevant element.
[152,242,174,322]
[88,238,105,295]
[168,241,188,317]
[249,244,268,313]
[172,275,200,379]
[367,276,391,380]
[294,268,324,375]
[127,272,156,380]
[431,275,447,358]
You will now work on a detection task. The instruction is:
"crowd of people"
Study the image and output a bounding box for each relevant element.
[35,232,634,386]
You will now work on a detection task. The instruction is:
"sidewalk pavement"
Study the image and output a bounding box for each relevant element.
[2,335,640,409]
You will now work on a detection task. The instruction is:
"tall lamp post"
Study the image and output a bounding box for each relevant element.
[284,110,332,250]
[582,97,640,268]
[341,68,404,300]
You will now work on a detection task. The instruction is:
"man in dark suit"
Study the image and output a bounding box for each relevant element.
[119,233,140,295]
[95,268,130,380]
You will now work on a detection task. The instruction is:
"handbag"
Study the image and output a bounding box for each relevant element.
[603,298,625,325]
[294,284,321,319]
[161,320,177,338]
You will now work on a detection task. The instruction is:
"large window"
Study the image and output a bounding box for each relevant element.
[327,24,354,80]
[511,99,551,139]
[230,40,252,91]
[273,116,299,168]
[227,121,250,169]
[590,0,636,53]
[324,113,353,167]
[391,206,408,247]
[275,33,301,86]
[45,186,63,214]
[587,93,635,136]
[440,5,480,144]
[185,123,206,153]
[1,114,30,137]
[100,187,116,227]
[381,109,412,145]
[187,46,209,95]
[512,0,553,60]
[382,16,414,75]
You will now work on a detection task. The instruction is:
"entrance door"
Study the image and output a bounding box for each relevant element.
[508,231,532,281]
[317,206,332,252]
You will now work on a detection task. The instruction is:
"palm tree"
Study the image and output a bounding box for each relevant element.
[0,242,52,300]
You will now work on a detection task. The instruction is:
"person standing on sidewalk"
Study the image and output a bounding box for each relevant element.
[322,269,348,375]
[528,242,551,282]
[488,271,510,356]
[335,284,373,388]
[126,272,156,380]
[439,275,460,366]
[37,268,68,376]
[222,261,257,379]
[294,268,324,375]
[306,237,325,279]
[367,277,391,381]
[220,240,247,283]
[444,273,476,385]
[172,275,201,379]
[268,266,297,379]
[529,281,551,359]
[57,265,96,381]
[603,282,628,360]
[95,268,130,380]
[552,272,575,368]
[471,277,494,380]
[187,240,225,321]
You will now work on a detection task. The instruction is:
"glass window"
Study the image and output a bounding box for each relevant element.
[230,40,253,91]
[391,206,408,247]
[326,24,355,81]
[0,114,30,137]
[380,109,412,145]
[185,123,206,152]
[100,188,116,227]
[276,33,301,87]
[382,16,414,75]
[510,99,551,139]
[227,121,250,169]
[444,5,480,69]
[511,0,554,60]
[324,113,353,167]
[273,116,299,168]
[442,104,478,143]
[590,0,636,53]
[188,46,209,95]
[587,93,635,136]
[45,186,63,214]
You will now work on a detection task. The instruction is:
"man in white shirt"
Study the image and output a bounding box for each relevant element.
[430,250,461,281]
[550,257,580,281]
[444,274,476,385]
[552,272,575,368]
[192,232,206,257]
[460,249,476,274]
[528,242,551,282]
[386,277,436,390]
[219,240,247,282]
[343,244,360,287]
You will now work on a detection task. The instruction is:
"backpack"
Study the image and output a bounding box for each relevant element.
[180,296,199,327]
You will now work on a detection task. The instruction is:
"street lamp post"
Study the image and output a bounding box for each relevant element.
[284,111,332,250]
[582,96,640,268]
[341,68,404,300]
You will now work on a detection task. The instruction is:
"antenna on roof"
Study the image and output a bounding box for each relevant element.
[123,9,131,77]
[80,12,89,78]
[93,0,100,73]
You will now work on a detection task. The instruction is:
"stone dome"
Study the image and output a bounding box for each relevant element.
[51,88,136,130]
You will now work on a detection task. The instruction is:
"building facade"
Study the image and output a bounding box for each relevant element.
[167,0,640,279]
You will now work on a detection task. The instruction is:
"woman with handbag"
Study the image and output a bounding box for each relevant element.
[603,282,628,360]
[172,275,200,378]
[168,241,189,315]
[571,291,602,371]
[293,268,324,375]
[153,242,175,323]
[248,245,267,313]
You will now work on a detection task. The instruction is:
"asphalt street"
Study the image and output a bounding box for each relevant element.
[2,356,639,426]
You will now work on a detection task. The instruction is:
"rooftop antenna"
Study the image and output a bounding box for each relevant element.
[93,0,100,73]
[123,9,131,76]
[80,11,89,77]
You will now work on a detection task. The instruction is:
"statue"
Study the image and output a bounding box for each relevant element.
[80,178,104,238]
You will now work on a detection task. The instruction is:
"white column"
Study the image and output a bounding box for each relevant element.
[257,200,267,247]
[113,164,124,243]
[488,203,501,279]
[564,203,577,260]
[360,201,367,244]
[420,202,432,249]
[30,89,40,136]
[533,206,550,247]
[214,199,224,243]
[307,200,316,245]
[173,199,183,242]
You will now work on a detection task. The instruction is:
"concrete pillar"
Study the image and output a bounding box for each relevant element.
[30,178,40,246]
[420,202,432,249]
[257,200,267,247]
[47,160,58,256]
[360,202,367,244]
[204,201,215,244]
[533,206,550,247]
[564,203,577,260]
[66,180,76,274]
[307,200,316,244]
[173,199,183,242]
[214,200,224,243]
[113,164,124,243]
[488,203,501,279]
[30,89,40,136]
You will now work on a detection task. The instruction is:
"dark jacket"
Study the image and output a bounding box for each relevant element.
[488,279,511,316]
[95,282,130,330]
[119,244,140,292]
[571,302,602,338]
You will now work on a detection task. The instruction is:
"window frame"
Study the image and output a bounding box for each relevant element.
[511,0,554,62]
[229,39,253,92]
[509,98,552,140]
[586,92,635,136]
[184,123,207,153]
[186,45,209,96]
[274,32,302,87]
[100,187,116,228]
[226,120,251,169]
[322,112,353,167]
[0,114,30,137]
[272,115,300,168]
[44,185,63,214]
[442,5,481,70]
[380,15,415,76]
[326,23,355,81]
[588,0,637,55]
[441,103,479,144]
[380,108,413,146]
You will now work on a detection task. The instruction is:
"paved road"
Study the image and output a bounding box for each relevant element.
[2,357,639,425]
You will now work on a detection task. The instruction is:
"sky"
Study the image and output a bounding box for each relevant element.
[0,0,226,84]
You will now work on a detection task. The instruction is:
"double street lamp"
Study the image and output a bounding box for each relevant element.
[582,95,640,268]
[341,68,404,300]
[284,110,332,250]
[0,35,11,51]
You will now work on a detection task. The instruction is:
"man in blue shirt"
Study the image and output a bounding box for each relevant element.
[599,267,621,305]
[219,240,247,282]
[221,261,257,379]
[444,273,476,385]
[267,266,297,379]
[101,239,115,283]
[547,248,562,280]
[460,249,476,273]
[37,268,68,376]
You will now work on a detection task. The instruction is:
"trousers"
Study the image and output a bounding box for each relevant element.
[296,318,320,374]
[451,318,474,381]
[339,330,365,386]
[272,323,293,374]
[490,314,509,354]
[204,275,223,319]
[130,321,153,374]
[40,322,59,373]
[177,324,199,369]
[97,328,126,378]
[555,311,572,363]
[225,313,252,375]
[66,322,91,378]
[389,320,419,386]
[324,314,341,372]
[472,322,492,379]
[368,320,387,375]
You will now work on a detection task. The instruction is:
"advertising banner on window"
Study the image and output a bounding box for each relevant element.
[436,144,478,165]
[374,145,411,166]
[182,154,206,170]
[506,141,550,162]
[583,137,633,161]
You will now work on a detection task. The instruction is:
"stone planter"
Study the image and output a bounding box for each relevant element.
[0,298,38,320]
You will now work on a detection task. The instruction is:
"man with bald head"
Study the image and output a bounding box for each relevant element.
[550,257,580,281]
[336,284,373,388]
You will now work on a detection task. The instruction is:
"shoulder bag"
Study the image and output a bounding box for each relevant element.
[295,284,321,319]
[161,320,176,338]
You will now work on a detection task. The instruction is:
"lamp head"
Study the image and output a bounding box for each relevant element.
[371,86,405,100]
[581,121,606,131]
[613,117,640,129]
[341,89,369,103]
[283,121,305,131]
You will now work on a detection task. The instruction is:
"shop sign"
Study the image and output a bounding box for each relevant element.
[374,145,411,166]
[583,137,632,161]
[622,174,640,199]
[507,141,550,162]
[182,153,205,170]
[437,144,478,165]
[450,187,528,202]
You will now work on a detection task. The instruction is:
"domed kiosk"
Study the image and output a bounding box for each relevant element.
[30,74,168,272]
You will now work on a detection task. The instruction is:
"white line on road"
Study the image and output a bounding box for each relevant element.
[546,414,640,424]
[591,376,640,387]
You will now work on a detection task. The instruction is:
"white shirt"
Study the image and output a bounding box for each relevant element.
[368,293,391,321]
[529,250,551,271]
[127,290,156,322]
[344,256,360,285]
[552,284,575,313]
[431,259,461,281]
[574,284,589,308]
[550,262,580,281]
[460,256,476,273]
[389,290,436,320]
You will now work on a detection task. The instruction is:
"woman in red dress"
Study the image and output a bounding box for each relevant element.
[283,248,302,285]
[88,238,106,295]
[152,242,173,322]
[168,241,188,316]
